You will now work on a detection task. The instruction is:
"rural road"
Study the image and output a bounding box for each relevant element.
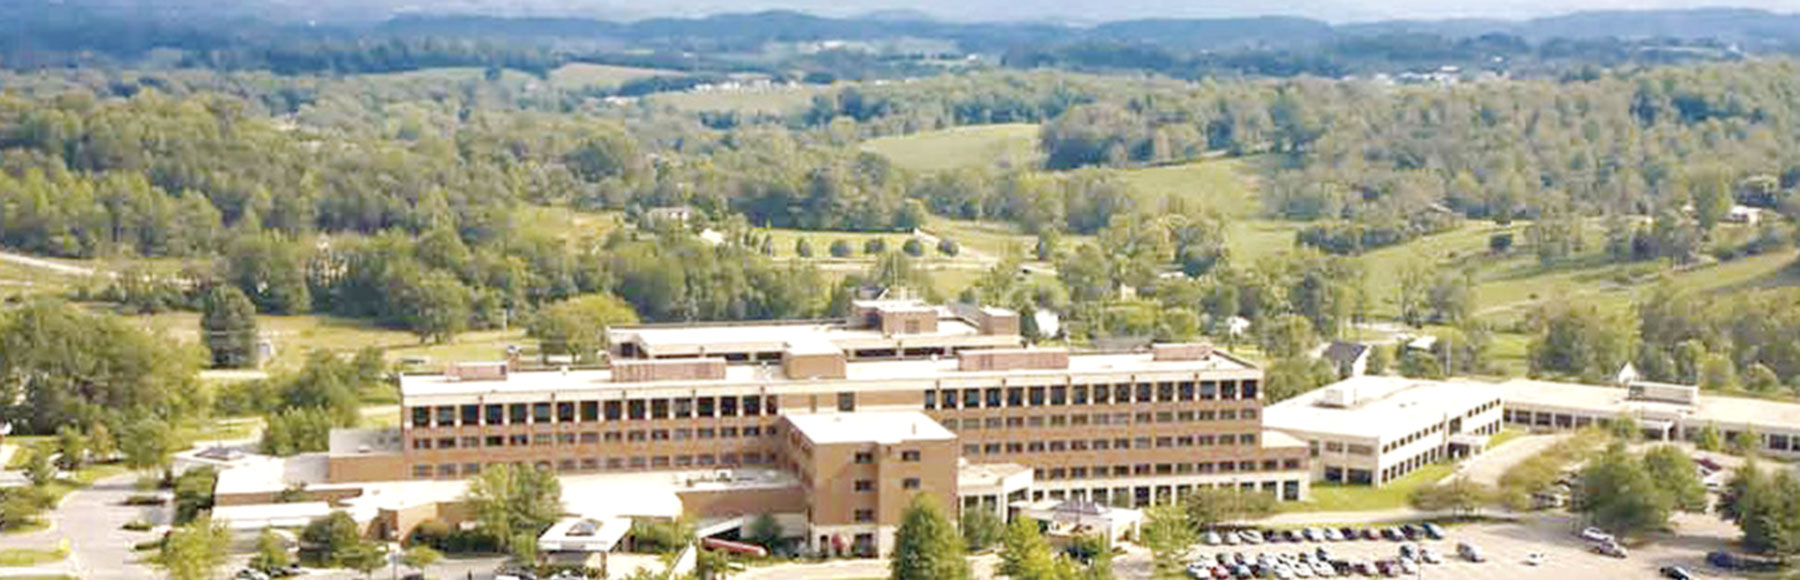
[0,250,100,277]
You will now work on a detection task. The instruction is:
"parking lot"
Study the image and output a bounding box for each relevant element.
[1181,512,1737,579]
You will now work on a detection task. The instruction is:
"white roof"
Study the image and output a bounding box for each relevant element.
[610,317,995,358]
[1264,376,1503,442]
[786,411,954,445]
[539,517,633,553]
[212,502,337,530]
[1501,379,1800,429]
[400,350,1256,399]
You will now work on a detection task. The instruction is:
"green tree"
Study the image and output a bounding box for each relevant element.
[22,446,54,487]
[1746,363,1781,393]
[960,508,1003,553]
[401,544,442,572]
[301,512,363,565]
[155,518,231,580]
[530,293,640,363]
[999,518,1058,580]
[1643,445,1708,512]
[747,513,783,550]
[1142,504,1196,579]
[121,419,181,476]
[339,541,388,579]
[1700,353,1739,391]
[88,423,117,463]
[1409,477,1492,517]
[829,240,854,258]
[1731,429,1761,456]
[937,239,961,257]
[865,238,889,255]
[1698,423,1723,452]
[1365,344,1392,375]
[1264,356,1336,403]
[1398,348,1445,379]
[201,285,260,368]
[795,238,814,258]
[1609,414,1642,442]
[1690,166,1735,233]
[54,425,86,471]
[249,528,294,574]
[1184,487,1276,529]
[902,238,925,257]
[1575,444,1672,538]
[889,494,970,580]
[464,464,564,550]
[0,299,204,435]
[395,269,472,344]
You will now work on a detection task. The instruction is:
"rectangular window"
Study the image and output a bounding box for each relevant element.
[986,388,1003,408]
[837,393,856,412]
[1241,380,1259,399]
[627,400,646,420]
[460,405,480,426]
[1221,381,1239,400]
[650,399,669,420]
[743,396,762,416]
[901,450,921,462]
[604,401,623,421]
[1093,386,1110,404]
[1200,381,1218,400]
[696,397,715,418]
[533,434,552,446]
[1115,384,1132,403]
[720,396,739,417]
[854,510,875,523]
[1158,382,1174,402]
[854,452,874,464]
[902,478,921,490]
[485,435,504,447]
[580,401,600,422]
[672,398,692,419]
[1050,386,1067,405]
[509,404,528,424]
[1072,385,1089,405]
[1029,387,1046,406]
[1007,388,1025,407]
[532,403,552,423]
[411,407,430,428]
[964,389,981,408]
[435,406,456,427]
[854,480,874,492]
[485,404,504,425]
[558,402,576,423]
[1178,382,1196,401]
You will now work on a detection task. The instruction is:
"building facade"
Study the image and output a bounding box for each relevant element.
[323,301,1309,554]
[1265,376,1504,486]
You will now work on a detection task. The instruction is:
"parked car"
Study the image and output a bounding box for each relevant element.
[1234,564,1254,578]
[1213,565,1232,579]
[1398,543,1417,561]
[1284,529,1304,542]
[1226,532,1242,545]
[1338,527,1358,541]
[1592,540,1628,558]
[1312,561,1335,577]
[1360,528,1380,541]
[234,570,271,580]
[1206,531,1224,545]
[1382,527,1405,541]
[1457,542,1485,562]
[1304,527,1324,542]
[1420,547,1443,564]
[1524,552,1546,566]
[1242,530,1265,544]
[1421,522,1445,540]
[1579,527,1615,544]
[1397,558,1418,575]
[1660,566,1695,580]
[1400,524,1421,540]
[1315,547,1333,562]
[1374,560,1396,577]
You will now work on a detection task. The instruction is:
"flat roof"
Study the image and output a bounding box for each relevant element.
[608,316,1010,358]
[786,411,954,445]
[400,349,1258,399]
[1263,376,1503,441]
[1501,379,1800,429]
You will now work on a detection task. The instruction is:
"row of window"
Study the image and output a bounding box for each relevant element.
[959,432,1261,456]
[922,380,1260,410]
[1024,458,1305,481]
[409,451,784,479]
[410,395,781,428]
[852,477,923,492]
[934,408,1258,431]
[408,424,781,450]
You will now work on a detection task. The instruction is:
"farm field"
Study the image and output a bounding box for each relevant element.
[125,311,531,373]
[647,84,827,114]
[547,63,685,89]
[861,123,1041,172]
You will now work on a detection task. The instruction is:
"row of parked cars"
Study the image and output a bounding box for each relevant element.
[1203,523,1446,547]
[1187,541,1485,579]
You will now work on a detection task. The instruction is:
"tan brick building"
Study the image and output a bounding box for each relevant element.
[313,300,1308,555]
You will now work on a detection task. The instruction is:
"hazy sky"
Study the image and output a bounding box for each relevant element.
[428,0,1800,23]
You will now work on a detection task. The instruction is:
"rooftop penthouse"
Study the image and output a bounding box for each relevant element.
[606,300,1022,361]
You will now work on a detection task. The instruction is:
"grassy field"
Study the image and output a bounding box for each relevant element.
[547,63,684,89]
[1108,158,1305,264]
[0,547,65,567]
[861,123,1041,172]
[648,85,827,115]
[128,312,531,373]
[1283,463,1456,513]
[516,205,623,244]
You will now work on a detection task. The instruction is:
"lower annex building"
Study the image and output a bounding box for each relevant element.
[215,300,1310,557]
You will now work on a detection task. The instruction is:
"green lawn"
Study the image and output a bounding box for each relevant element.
[648,85,827,115]
[547,63,685,89]
[1282,463,1455,513]
[861,123,1041,172]
[1113,158,1306,264]
[922,218,1035,260]
[0,548,65,567]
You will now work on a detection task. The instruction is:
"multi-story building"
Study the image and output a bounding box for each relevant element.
[285,300,1308,556]
[1263,376,1504,486]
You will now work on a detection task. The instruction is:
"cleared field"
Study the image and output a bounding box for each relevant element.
[1111,158,1306,264]
[922,217,1035,260]
[516,205,624,243]
[761,229,920,259]
[548,63,685,89]
[861,123,1041,172]
[128,312,531,372]
[648,85,826,115]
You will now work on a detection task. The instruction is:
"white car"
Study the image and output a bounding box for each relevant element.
[1293,563,1314,578]
[1205,531,1223,545]
[1323,527,1342,541]
[1241,530,1264,544]
[1313,561,1335,577]
[1579,527,1615,544]
[1421,547,1443,564]
[1398,558,1419,575]
[1303,527,1324,542]
[1224,532,1241,545]
[1525,552,1547,566]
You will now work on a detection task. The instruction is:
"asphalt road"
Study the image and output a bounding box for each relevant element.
[61,473,168,580]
